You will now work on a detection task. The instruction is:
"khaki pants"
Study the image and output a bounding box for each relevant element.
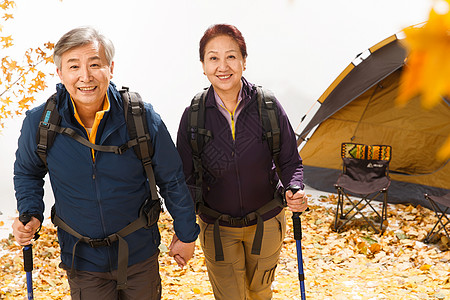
[66,251,161,300]
[199,210,286,300]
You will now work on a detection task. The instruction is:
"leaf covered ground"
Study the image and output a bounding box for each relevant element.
[1,194,449,300]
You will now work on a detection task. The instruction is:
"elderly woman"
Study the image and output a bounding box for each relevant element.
[176,24,307,300]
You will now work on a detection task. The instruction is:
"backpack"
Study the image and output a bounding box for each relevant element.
[36,87,160,290]
[187,85,285,261]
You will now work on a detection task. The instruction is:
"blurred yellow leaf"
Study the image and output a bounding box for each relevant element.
[1,35,13,48]
[369,243,382,254]
[2,13,13,20]
[419,264,432,271]
[0,1,15,10]
[398,1,450,108]
[437,136,450,161]
[357,241,368,254]
[44,42,54,50]
[398,0,450,161]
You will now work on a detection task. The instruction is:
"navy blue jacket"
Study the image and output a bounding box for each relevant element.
[177,78,303,225]
[14,82,199,272]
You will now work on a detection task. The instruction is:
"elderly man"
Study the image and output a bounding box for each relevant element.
[12,26,199,299]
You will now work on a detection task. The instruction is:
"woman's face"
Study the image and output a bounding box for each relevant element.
[202,35,246,97]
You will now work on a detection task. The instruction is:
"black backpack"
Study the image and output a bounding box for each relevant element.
[187,85,284,261]
[36,87,160,290]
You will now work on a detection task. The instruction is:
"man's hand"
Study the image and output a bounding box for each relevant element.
[12,216,41,245]
[285,189,308,212]
[168,234,195,268]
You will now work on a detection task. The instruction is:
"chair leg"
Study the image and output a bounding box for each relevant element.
[334,187,343,232]
[380,190,388,234]
[440,219,450,240]
[425,204,450,243]
[334,187,356,232]
[333,188,387,234]
[360,190,387,234]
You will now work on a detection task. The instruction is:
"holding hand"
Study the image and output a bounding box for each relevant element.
[12,216,41,245]
[285,189,308,212]
[168,234,196,268]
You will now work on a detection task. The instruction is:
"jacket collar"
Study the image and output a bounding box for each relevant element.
[56,82,124,120]
[55,82,125,140]
[205,77,257,108]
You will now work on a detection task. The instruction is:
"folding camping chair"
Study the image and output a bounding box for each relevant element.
[334,143,392,234]
[423,193,450,243]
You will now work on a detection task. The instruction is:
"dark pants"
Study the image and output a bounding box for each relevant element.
[66,251,161,300]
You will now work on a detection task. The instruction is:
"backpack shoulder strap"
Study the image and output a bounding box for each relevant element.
[36,94,136,165]
[36,93,62,167]
[188,88,212,155]
[256,86,281,176]
[50,89,161,290]
[120,88,159,202]
[187,88,212,211]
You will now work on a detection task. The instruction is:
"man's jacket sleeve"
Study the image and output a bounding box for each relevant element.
[146,104,199,243]
[14,108,48,222]
[175,107,196,193]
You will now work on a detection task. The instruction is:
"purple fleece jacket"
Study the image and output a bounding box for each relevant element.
[177,78,303,226]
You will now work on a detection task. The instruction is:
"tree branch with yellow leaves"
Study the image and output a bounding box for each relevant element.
[0,0,54,129]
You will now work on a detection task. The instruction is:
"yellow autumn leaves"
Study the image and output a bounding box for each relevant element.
[2,196,449,299]
[0,0,54,129]
[398,0,450,160]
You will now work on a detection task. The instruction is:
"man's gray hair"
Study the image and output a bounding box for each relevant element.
[53,26,115,69]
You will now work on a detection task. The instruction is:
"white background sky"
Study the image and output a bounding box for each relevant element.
[0,0,432,225]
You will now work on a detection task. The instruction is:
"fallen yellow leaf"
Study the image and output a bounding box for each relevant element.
[419,264,432,271]
[369,243,382,254]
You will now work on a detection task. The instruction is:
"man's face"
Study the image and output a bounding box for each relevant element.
[57,42,114,109]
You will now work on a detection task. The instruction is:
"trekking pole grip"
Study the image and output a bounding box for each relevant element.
[19,214,34,273]
[292,212,302,241]
[287,187,303,241]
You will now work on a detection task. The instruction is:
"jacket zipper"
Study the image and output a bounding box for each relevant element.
[219,104,245,215]
[216,98,247,215]
[233,116,245,216]
[90,116,124,235]
[233,100,256,215]
[92,156,115,268]
[218,98,256,216]
[92,161,107,235]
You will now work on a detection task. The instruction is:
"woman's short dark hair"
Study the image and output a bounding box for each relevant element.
[199,24,247,62]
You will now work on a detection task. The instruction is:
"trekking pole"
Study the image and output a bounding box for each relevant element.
[289,187,307,300]
[19,214,39,300]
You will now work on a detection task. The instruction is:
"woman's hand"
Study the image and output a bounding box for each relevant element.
[285,189,308,212]
[168,234,196,268]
